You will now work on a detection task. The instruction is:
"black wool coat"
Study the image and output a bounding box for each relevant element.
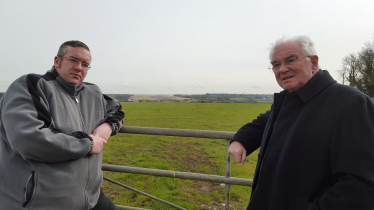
[233,70,374,210]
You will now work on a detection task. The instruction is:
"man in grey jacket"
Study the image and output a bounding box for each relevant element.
[0,41,125,210]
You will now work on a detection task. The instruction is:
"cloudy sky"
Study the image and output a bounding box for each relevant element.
[1,0,373,95]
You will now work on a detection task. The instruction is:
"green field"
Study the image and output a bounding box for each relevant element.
[253,99,273,104]
[229,98,250,102]
[102,103,271,209]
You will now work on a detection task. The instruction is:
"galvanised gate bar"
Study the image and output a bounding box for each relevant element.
[102,126,253,210]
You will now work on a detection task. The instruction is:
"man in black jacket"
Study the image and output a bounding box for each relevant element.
[229,36,374,210]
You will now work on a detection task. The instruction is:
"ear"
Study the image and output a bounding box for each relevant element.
[310,55,319,74]
[54,56,60,69]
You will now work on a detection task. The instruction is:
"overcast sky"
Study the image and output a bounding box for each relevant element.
[1,0,374,95]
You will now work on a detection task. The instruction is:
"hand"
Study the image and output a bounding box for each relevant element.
[228,141,247,164]
[89,134,107,155]
[93,123,112,141]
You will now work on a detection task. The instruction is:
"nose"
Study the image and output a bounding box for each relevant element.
[74,62,83,71]
[278,63,289,73]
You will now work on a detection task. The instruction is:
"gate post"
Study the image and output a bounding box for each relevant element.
[225,139,231,210]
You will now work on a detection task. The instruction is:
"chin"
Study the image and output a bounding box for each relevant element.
[282,84,296,91]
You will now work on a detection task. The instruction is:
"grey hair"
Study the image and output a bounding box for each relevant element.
[269,36,317,61]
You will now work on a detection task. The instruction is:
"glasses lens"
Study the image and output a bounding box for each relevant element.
[70,58,79,64]
[272,62,281,71]
[284,56,298,65]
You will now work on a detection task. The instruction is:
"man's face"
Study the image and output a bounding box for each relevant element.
[54,46,91,87]
[271,42,319,92]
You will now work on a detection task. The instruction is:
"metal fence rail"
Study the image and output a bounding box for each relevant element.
[116,205,150,210]
[102,164,252,186]
[103,126,253,210]
[119,126,235,139]
[104,177,187,210]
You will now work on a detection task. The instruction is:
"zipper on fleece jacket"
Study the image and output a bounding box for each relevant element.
[73,95,86,133]
[72,93,90,209]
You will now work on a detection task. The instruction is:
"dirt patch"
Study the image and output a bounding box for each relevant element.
[151,139,225,203]
[102,186,121,198]
[193,181,222,193]
[152,139,219,174]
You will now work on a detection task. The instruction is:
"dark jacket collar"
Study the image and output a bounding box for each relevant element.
[295,70,336,103]
[274,70,336,104]
[48,66,85,97]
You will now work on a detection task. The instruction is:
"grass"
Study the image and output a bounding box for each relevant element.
[102,103,271,209]
[253,99,273,104]
[229,98,249,102]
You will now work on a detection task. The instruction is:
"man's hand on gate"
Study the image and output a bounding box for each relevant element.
[89,134,108,154]
[93,123,112,140]
[228,141,247,164]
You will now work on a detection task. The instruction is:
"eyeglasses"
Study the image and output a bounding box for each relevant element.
[268,55,310,72]
[61,56,91,70]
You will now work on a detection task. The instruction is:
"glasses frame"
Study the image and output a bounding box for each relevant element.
[268,55,310,72]
[60,56,91,70]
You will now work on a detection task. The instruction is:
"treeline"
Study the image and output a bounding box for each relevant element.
[174,93,273,103]
[338,37,374,97]
[106,94,133,102]
[206,93,273,100]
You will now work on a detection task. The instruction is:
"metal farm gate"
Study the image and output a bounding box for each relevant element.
[102,126,253,210]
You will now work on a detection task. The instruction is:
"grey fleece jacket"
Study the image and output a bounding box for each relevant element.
[0,67,124,210]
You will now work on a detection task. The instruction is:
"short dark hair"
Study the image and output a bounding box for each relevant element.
[57,40,90,58]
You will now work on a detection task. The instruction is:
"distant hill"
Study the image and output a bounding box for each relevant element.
[106,94,133,102]
[174,93,273,103]
[0,92,3,99]
[127,95,196,102]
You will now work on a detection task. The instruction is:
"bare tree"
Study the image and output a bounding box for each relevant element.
[338,38,374,97]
